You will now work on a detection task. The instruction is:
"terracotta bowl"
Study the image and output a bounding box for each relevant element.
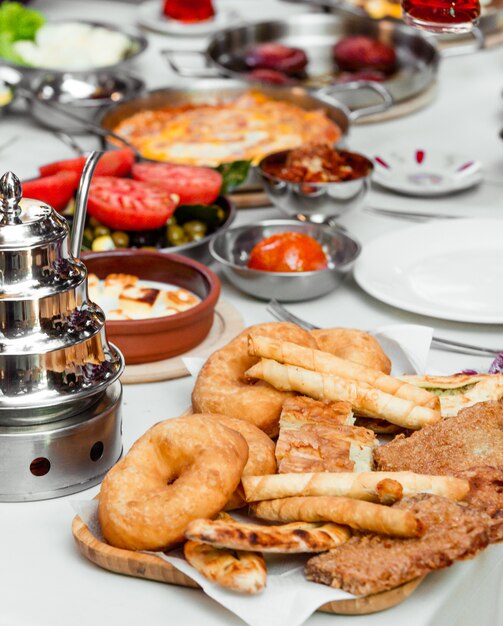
[83,249,221,365]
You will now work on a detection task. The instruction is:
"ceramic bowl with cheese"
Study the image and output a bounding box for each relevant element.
[83,249,220,364]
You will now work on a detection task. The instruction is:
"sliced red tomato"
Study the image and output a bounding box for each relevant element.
[248,232,328,272]
[87,177,178,231]
[22,171,80,212]
[132,162,222,206]
[39,148,136,179]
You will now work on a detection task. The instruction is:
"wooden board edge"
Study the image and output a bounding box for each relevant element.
[120,299,244,385]
[354,82,437,125]
[229,190,270,209]
[72,514,199,590]
[72,512,425,615]
[318,576,424,615]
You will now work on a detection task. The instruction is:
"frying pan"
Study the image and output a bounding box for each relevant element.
[99,78,391,158]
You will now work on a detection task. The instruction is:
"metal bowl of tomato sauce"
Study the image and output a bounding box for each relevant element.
[210,218,361,301]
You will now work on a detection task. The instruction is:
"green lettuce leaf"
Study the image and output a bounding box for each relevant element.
[0,2,45,41]
[0,31,27,64]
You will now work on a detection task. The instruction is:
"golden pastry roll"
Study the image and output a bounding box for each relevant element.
[242,471,470,502]
[251,496,423,538]
[248,335,439,409]
[246,359,440,429]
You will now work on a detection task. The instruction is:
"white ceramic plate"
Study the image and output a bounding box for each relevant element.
[353,219,503,323]
[372,148,483,197]
[137,0,240,36]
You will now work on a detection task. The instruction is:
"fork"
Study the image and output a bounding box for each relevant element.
[364,207,461,221]
[0,135,19,155]
[53,131,86,155]
[267,299,501,358]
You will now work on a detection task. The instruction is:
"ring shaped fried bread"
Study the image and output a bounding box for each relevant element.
[191,414,276,510]
[98,415,248,551]
[192,322,318,437]
[311,328,391,375]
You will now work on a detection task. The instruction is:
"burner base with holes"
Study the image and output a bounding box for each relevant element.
[0,381,122,502]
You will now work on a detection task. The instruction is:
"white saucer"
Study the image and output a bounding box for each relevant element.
[372,148,483,197]
[137,0,240,36]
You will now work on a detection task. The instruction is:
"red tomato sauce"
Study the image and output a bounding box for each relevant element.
[248,232,328,273]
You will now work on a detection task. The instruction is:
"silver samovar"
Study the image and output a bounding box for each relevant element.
[0,152,124,501]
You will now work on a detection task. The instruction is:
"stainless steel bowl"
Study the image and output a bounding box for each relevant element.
[0,20,148,76]
[258,148,373,222]
[160,195,237,266]
[210,219,361,301]
[29,71,145,133]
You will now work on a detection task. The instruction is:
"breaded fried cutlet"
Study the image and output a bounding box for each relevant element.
[305,494,491,596]
[374,400,503,475]
[455,466,503,543]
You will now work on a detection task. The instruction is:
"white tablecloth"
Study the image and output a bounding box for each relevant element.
[0,1,502,624]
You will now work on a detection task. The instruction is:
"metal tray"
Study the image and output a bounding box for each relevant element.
[163,12,440,108]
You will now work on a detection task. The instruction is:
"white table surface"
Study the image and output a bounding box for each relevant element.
[0,1,502,625]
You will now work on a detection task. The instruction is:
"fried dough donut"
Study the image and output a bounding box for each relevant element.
[192,322,317,437]
[311,328,391,374]
[194,414,277,509]
[98,415,248,551]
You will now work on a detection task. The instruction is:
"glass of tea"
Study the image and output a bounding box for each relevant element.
[401,0,480,33]
[163,0,215,22]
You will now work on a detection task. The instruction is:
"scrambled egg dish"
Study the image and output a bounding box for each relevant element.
[111,91,342,166]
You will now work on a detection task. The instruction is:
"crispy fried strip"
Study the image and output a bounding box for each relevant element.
[183,540,267,594]
[251,496,422,538]
[242,471,469,503]
[185,518,351,553]
[246,359,440,429]
[248,335,439,409]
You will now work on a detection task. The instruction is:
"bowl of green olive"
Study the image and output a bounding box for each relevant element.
[82,196,236,265]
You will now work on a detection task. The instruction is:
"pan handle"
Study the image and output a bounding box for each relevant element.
[316,81,394,121]
[437,26,485,58]
[161,49,221,78]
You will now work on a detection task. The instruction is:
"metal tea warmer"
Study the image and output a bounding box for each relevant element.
[0,152,124,501]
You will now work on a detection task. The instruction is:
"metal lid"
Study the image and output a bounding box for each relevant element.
[0,171,68,249]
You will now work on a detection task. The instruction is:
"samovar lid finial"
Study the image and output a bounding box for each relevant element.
[0,171,23,225]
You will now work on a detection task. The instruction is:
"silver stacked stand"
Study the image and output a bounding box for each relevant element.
[0,157,124,501]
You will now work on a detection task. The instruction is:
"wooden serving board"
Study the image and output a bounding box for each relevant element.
[72,514,424,616]
[121,299,244,384]
[229,189,270,209]
[355,82,437,125]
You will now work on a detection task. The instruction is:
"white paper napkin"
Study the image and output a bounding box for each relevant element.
[371,324,433,376]
[72,501,354,626]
